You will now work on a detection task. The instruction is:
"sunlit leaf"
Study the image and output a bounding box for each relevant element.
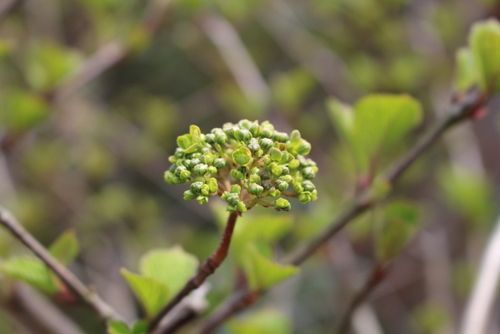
[227,308,292,334]
[0,257,57,294]
[470,19,500,93]
[49,230,79,265]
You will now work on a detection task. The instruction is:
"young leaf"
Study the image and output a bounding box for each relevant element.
[121,269,170,317]
[0,257,58,294]
[470,19,500,93]
[227,308,292,334]
[139,247,198,297]
[108,321,132,334]
[352,94,422,171]
[49,230,79,265]
[455,48,480,91]
[242,245,299,290]
[375,201,420,261]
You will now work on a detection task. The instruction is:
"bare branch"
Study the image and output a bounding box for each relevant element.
[0,206,123,322]
[148,212,239,334]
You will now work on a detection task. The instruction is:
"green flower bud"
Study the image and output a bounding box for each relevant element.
[208,166,218,174]
[183,190,196,200]
[191,181,204,193]
[270,163,283,177]
[230,169,245,180]
[275,198,291,211]
[249,183,264,195]
[214,158,226,168]
[298,192,311,203]
[288,159,300,169]
[302,180,316,192]
[249,174,261,183]
[205,133,216,143]
[273,132,289,142]
[259,138,273,149]
[231,184,241,194]
[279,175,293,183]
[236,201,247,212]
[164,171,180,184]
[178,170,191,181]
[232,147,252,165]
[200,184,210,196]
[277,180,289,192]
[234,128,252,141]
[213,129,228,144]
[207,178,218,194]
[193,163,208,175]
[197,196,209,205]
[269,188,281,197]
[238,119,252,129]
[269,148,282,161]
[302,166,317,179]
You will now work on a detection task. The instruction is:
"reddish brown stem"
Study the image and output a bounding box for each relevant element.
[148,211,239,333]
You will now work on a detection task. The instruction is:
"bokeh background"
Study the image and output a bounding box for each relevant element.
[0,0,499,333]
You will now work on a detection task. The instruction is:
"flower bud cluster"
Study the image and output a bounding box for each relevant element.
[164,120,318,212]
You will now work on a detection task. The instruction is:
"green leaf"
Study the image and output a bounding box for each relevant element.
[470,19,500,93]
[326,98,355,140]
[375,201,420,261]
[232,147,252,166]
[242,245,299,290]
[25,42,81,91]
[439,167,494,229]
[0,90,49,132]
[139,247,198,297]
[49,230,79,265]
[227,308,292,334]
[121,269,170,317]
[108,321,132,334]
[0,256,57,294]
[455,48,480,91]
[339,94,422,172]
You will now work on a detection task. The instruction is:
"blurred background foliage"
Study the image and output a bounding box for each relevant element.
[0,0,499,333]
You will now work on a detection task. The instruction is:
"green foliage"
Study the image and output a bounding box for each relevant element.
[469,19,500,93]
[375,201,420,261]
[0,90,49,132]
[242,245,299,290]
[25,42,81,91]
[0,230,80,294]
[164,120,318,212]
[328,94,422,174]
[227,308,291,334]
[439,167,494,229]
[121,247,198,317]
[271,69,315,111]
[107,320,147,334]
[412,303,449,334]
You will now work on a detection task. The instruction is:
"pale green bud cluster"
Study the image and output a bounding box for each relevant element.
[164,120,318,212]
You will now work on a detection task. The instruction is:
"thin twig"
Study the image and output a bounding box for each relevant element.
[461,214,500,334]
[336,264,388,334]
[196,88,487,333]
[148,211,239,334]
[0,206,123,322]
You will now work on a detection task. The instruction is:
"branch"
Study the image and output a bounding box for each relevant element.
[461,214,500,334]
[0,206,123,322]
[148,211,239,334]
[336,264,388,334]
[196,88,487,333]
[3,284,85,334]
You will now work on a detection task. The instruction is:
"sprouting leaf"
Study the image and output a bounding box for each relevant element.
[227,308,292,334]
[139,247,198,296]
[455,48,480,91]
[470,19,500,93]
[0,257,58,294]
[375,201,420,261]
[121,269,170,317]
[49,230,79,265]
[242,245,299,290]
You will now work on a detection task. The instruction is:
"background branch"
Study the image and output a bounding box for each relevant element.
[0,206,123,322]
